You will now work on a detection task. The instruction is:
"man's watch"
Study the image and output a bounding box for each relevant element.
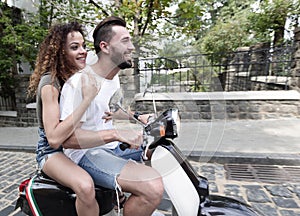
[133,111,142,120]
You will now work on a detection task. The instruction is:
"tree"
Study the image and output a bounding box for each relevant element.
[192,1,256,54]
[0,2,46,102]
[194,0,300,55]
[248,0,300,46]
[87,0,177,56]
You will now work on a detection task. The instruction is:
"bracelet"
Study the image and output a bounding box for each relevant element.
[133,111,142,120]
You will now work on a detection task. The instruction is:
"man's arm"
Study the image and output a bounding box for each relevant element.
[103,109,153,124]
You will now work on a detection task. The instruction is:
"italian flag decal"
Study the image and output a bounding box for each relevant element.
[25,176,42,216]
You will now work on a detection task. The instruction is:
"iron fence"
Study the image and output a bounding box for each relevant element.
[137,42,294,92]
[0,95,16,111]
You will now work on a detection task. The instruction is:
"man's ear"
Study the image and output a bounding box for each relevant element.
[100,41,109,54]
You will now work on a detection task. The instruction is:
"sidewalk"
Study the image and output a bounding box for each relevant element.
[1,118,300,164]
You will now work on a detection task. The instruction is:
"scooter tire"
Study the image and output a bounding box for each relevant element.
[16,198,33,216]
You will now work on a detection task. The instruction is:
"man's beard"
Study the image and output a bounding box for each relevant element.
[118,60,132,69]
[111,47,133,69]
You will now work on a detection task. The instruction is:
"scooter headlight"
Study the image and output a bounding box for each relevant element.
[146,108,180,139]
[163,109,180,139]
[171,109,180,135]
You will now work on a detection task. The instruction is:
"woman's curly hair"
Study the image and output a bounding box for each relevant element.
[27,21,85,97]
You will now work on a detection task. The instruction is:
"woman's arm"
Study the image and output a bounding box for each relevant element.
[63,127,143,150]
[42,74,99,149]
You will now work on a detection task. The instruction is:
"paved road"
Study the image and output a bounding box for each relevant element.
[0,150,299,216]
[1,119,300,163]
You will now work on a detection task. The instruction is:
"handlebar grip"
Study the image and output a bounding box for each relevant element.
[119,143,130,151]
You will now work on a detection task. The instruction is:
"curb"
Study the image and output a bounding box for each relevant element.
[1,146,299,165]
[0,145,35,153]
[185,151,300,165]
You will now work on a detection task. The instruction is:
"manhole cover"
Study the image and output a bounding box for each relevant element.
[224,164,300,183]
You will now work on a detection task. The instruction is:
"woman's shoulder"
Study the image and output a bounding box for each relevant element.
[38,73,60,90]
[40,73,51,82]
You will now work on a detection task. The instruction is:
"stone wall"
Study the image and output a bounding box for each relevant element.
[15,75,37,127]
[134,90,300,120]
[0,74,37,127]
[0,111,18,127]
[1,72,300,127]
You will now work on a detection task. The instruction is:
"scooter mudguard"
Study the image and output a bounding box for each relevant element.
[20,173,115,216]
[151,144,260,216]
[200,194,260,216]
[151,145,200,216]
[15,194,32,216]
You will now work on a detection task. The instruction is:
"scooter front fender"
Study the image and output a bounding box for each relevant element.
[150,140,260,216]
[151,145,200,216]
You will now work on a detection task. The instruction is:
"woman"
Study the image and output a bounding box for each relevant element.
[27,22,99,216]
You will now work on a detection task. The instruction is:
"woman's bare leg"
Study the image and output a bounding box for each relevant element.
[43,153,99,216]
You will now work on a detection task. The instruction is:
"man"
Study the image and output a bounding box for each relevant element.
[60,16,164,216]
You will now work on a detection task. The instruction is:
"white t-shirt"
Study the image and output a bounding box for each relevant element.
[60,65,120,164]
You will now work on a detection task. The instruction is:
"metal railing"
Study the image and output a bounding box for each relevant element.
[0,95,16,111]
[137,42,294,92]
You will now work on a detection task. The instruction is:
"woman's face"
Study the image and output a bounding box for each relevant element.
[65,31,87,70]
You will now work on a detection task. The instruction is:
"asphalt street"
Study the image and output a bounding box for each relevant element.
[0,118,300,215]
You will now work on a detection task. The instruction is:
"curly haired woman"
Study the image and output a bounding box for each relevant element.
[28,21,99,216]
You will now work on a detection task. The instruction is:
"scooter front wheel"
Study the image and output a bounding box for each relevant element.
[171,195,260,216]
[200,195,260,216]
[171,205,179,216]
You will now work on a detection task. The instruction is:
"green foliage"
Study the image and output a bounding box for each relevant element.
[196,1,255,54]
[196,0,299,55]
[0,0,299,98]
[0,3,46,97]
[248,0,299,45]
[170,1,205,36]
[0,2,48,95]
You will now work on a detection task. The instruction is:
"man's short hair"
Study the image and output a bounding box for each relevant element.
[93,16,126,54]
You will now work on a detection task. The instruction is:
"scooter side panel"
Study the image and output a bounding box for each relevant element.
[29,176,77,216]
[151,146,200,216]
[28,174,115,215]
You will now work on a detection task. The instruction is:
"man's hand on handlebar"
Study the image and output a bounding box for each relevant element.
[116,129,143,149]
[133,111,153,124]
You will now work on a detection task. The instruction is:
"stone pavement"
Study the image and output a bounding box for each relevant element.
[0,151,300,216]
[0,118,300,215]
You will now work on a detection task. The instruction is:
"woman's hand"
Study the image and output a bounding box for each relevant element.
[81,72,100,102]
[102,111,113,123]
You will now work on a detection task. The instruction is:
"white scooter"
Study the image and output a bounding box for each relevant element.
[112,91,260,216]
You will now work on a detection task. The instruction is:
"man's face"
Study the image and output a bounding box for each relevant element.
[108,25,135,69]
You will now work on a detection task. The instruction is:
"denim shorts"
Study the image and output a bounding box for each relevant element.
[36,127,63,169]
[78,144,143,190]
